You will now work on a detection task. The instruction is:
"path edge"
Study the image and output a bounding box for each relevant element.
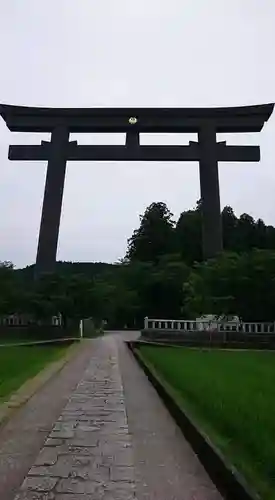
[126,340,261,500]
[0,340,82,428]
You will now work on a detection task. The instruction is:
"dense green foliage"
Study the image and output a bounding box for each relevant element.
[0,344,67,402]
[1,201,275,326]
[126,201,275,265]
[186,250,275,321]
[140,346,275,499]
[126,202,175,262]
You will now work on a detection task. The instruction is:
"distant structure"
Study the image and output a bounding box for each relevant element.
[0,104,273,277]
[196,314,240,331]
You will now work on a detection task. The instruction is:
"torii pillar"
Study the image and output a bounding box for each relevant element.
[198,124,223,258]
[36,126,70,276]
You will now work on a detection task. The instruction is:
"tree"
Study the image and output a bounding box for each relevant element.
[126,202,175,263]
[98,261,153,328]
[175,203,202,264]
[0,261,15,314]
[222,206,238,250]
[185,250,275,322]
[144,254,190,319]
[266,225,275,249]
[236,213,256,251]
[29,273,98,325]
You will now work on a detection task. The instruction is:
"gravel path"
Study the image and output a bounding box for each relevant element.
[0,334,222,500]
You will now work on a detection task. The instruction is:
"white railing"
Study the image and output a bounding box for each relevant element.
[144,317,275,334]
[0,313,62,327]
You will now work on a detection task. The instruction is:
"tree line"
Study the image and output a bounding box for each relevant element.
[127,201,275,264]
[1,201,275,328]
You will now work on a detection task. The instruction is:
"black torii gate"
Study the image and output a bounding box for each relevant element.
[0,103,273,277]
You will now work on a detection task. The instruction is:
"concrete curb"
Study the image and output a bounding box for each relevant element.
[0,340,82,428]
[127,340,261,500]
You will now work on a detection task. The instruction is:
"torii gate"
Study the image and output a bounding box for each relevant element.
[0,103,273,277]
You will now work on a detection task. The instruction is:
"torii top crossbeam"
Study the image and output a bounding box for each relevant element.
[0,103,273,132]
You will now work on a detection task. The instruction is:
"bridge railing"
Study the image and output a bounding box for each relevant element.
[144,317,275,334]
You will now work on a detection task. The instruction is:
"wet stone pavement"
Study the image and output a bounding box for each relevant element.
[11,334,222,500]
[14,337,135,500]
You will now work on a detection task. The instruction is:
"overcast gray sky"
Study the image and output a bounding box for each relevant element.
[0,0,275,268]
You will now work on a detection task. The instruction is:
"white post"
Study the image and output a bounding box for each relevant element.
[152,321,156,329]
[171,321,174,329]
[158,321,161,329]
[144,316,149,329]
[79,319,83,340]
[177,322,181,330]
[165,322,168,329]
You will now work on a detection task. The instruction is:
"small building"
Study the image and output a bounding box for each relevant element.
[196,314,240,331]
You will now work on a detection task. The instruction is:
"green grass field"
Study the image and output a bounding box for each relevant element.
[0,344,68,402]
[140,346,275,500]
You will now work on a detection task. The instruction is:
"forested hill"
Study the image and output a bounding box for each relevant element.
[16,200,275,276]
[16,261,117,281]
[3,200,275,326]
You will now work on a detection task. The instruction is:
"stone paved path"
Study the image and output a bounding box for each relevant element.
[7,334,222,500]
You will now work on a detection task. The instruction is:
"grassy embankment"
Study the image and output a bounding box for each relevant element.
[0,344,68,402]
[140,346,275,500]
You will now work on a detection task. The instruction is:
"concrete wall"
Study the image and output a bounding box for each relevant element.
[141,328,275,349]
